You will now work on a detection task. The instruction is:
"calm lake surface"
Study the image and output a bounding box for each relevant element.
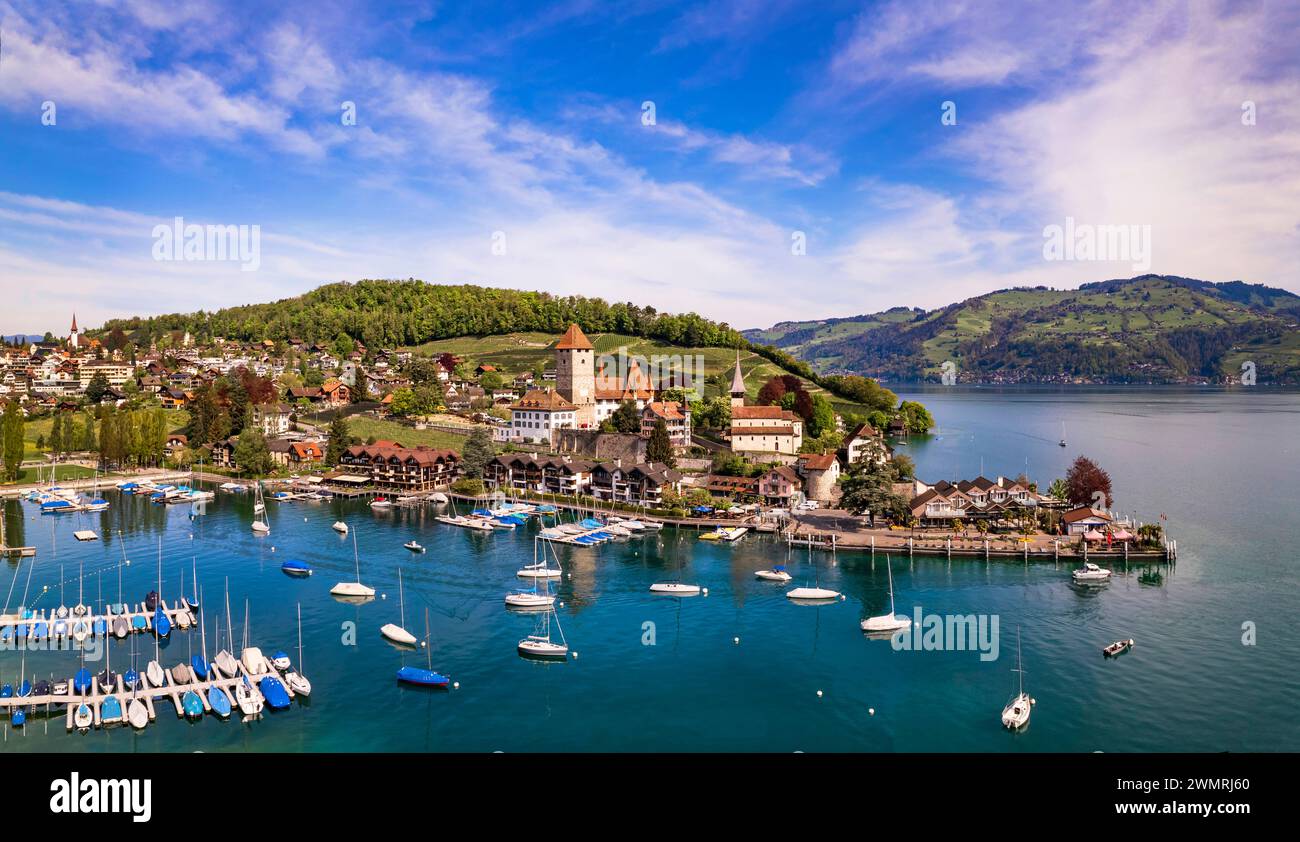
[2,386,1297,752]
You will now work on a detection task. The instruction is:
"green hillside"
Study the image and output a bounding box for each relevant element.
[746,275,1300,384]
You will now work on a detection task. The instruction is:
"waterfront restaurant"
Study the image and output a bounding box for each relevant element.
[338,442,460,491]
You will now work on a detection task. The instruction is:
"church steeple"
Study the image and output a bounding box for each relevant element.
[729,351,746,408]
[69,313,79,349]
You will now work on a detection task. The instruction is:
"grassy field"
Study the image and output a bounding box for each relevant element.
[22,410,191,457]
[340,416,471,451]
[0,463,100,486]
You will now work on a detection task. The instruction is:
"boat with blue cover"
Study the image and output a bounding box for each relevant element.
[207,686,231,718]
[0,684,10,697]
[259,676,291,709]
[281,559,312,576]
[397,608,451,687]
[154,604,170,638]
[74,668,92,694]
[11,708,24,726]
[101,695,122,724]
[17,679,31,697]
[181,690,204,719]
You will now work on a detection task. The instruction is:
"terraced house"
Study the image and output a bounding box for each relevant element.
[484,453,593,496]
[906,475,1045,527]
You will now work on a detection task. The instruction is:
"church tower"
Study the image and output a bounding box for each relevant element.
[729,351,746,408]
[69,313,79,349]
[555,323,596,427]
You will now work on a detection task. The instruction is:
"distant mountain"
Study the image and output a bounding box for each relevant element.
[744,275,1300,384]
[3,334,46,345]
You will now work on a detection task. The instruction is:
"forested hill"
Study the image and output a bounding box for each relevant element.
[744,275,1300,384]
[94,280,747,350]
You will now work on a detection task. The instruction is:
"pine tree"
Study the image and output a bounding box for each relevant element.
[2,401,24,481]
[646,418,675,467]
[325,417,352,466]
[460,426,495,478]
[49,413,64,455]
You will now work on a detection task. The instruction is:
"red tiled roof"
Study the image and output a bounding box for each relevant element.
[799,453,837,471]
[513,389,576,411]
[554,323,594,351]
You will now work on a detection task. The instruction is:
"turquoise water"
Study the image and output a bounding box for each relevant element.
[2,386,1297,752]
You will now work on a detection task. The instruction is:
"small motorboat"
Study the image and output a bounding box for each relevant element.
[131,615,148,632]
[17,679,31,697]
[144,591,159,612]
[280,560,313,577]
[181,690,204,719]
[0,684,10,697]
[52,681,69,696]
[1103,638,1135,658]
[517,635,569,659]
[74,703,93,731]
[33,679,51,697]
[370,497,393,510]
[207,686,231,718]
[430,492,449,504]
[270,651,292,671]
[332,521,349,534]
[258,676,291,709]
[11,707,25,727]
[127,699,149,729]
[755,565,792,582]
[1072,562,1112,583]
[649,582,701,596]
[396,666,450,687]
[330,581,376,598]
[404,540,426,553]
[145,660,165,688]
[100,694,123,725]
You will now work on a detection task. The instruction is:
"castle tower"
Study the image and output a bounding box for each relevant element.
[69,313,79,349]
[555,323,596,427]
[729,351,746,408]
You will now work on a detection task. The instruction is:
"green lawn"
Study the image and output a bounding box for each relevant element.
[23,410,191,457]
[1,463,100,486]
[341,416,472,451]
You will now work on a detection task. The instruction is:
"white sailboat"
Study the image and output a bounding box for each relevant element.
[786,544,841,602]
[332,521,348,534]
[517,593,569,659]
[251,482,270,534]
[331,530,376,597]
[650,539,701,595]
[284,603,312,696]
[213,578,240,679]
[380,568,418,645]
[1001,626,1033,730]
[860,558,913,633]
[506,539,558,608]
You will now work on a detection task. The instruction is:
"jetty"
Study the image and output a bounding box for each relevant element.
[1,599,197,641]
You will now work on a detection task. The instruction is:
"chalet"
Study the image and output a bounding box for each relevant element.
[704,474,759,500]
[1062,506,1113,536]
[320,378,349,407]
[164,433,188,457]
[589,460,682,506]
[338,443,459,491]
[484,454,593,496]
[160,388,190,410]
[906,475,1046,527]
[290,441,325,467]
[844,422,889,465]
[267,437,295,467]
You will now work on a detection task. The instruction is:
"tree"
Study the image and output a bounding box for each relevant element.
[692,396,731,430]
[646,418,675,467]
[610,400,642,434]
[80,413,97,451]
[2,401,23,481]
[839,459,909,523]
[1065,455,1113,508]
[49,413,64,455]
[460,426,495,478]
[897,401,935,434]
[388,387,419,417]
[1046,478,1068,501]
[756,377,786,406]
[325,417,353,466]
[84,372,110,404]
[233,427,273,476]
[806,393,836,439]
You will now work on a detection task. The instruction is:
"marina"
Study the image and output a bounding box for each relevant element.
[0,388,1293,752]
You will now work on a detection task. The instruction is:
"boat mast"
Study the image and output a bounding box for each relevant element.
[352,530,361,582]
[398,568,406,630]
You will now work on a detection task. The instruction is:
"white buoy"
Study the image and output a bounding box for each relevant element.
[381,593,387,600]
[702,588,709,596]
[421,640,427,648]
[868,707,875,715]
[572,652,578,659]
[124,560,130,565]
[817,690,823,698]
[734,636,739,644]
[453,681,459,689]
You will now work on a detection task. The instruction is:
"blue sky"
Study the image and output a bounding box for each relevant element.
[2,0,1298,333]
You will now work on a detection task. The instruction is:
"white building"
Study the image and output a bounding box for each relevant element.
[510,388,579,444]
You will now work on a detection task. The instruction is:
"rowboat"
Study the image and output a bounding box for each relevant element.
[1103,638,1135,658]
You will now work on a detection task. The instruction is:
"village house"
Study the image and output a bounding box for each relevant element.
[1062,505,1114,536]
[589,459,682,506]
[164,433,188,457]
[843,422,890,465]
[289,441,325,468]
[906,475,1046,528]
[336,442,460,491]
[249,402,292,436]
[159,387,190,409]
[757,465,803,506]
[703,474,759,500]
[484,453,594,496]
[641,401,692,449]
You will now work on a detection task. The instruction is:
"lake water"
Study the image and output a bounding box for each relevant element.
[2,386,1297,752]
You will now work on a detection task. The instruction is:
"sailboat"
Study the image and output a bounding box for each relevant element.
[251,482,270,534]
[860,558,914,633]
[517,590,569,660]
[330,530,375,598]
[380,568,418,645]
[396,608,450,686]
[755,564,792,582]
[649,539,701,595]
[73,702,93,731]
[235,675,263,717]
[284,603,312,697]
[1001,626,1033,730]
[127,629,149,729]
[332,521,348,535]
[213,580,239,679]
[1058,421,1067,448]
[240,600,268,675]
[506,539,558,608]
[191,588,210,681]
[153,541,171,638]
[516,536,561,579]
